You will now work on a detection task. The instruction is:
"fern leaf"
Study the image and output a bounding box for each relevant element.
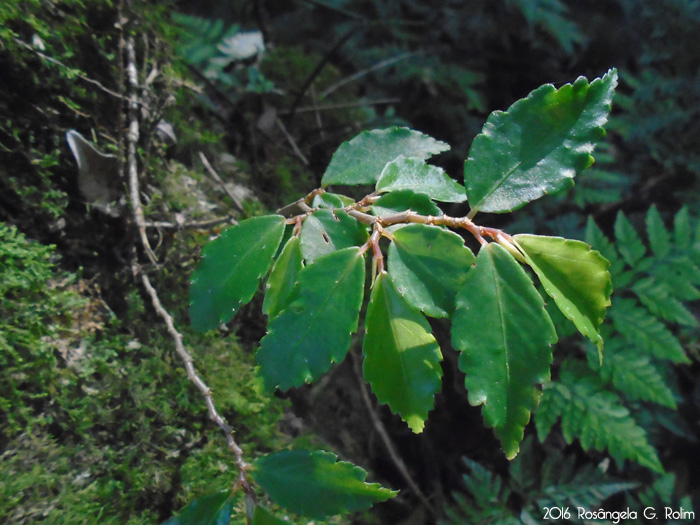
[673,206,691,250]
[585,217,625,279]
[610,298,689,363]
[537,361,663,472]
[646,205,671,258]
[632,277,698,327]
[592,339,677,408]
[614,212,646,266]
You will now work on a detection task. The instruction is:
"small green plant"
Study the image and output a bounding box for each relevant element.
[181,69,618,522]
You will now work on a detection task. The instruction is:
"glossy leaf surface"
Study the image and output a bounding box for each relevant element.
[464,69,617,213]
[371,190,442,218]
[190,215,285,331]
[452,243,557,458]
[388,224,475,318]
[376,157,467,203]
[363,274,443,433]
[514,234,612,356]
[300,209,368,263]
[163,490,233,525]
[257,247,365,391]
[262,236,303,319]
[252,450,396,518]
[321,127,449,187]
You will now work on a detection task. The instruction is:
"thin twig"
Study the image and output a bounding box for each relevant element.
[285,27,357,123]
[320,53,416,100]
[277,98,400,115]
[136,265,252,495]
[198,152,246,215]
[349,351,438,518]
[14,38,126,101]
[145,216,237,230]
[275,118,309,166]
[126,37,158,264]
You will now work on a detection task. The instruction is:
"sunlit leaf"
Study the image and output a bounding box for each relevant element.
[322,127,449,187]
[253,450,396,518]
[464,69,617,213]
[363,274,443,433]
[376,156,467,203]
[300,209,368,263]
[388,224,475,318]
[514,234,612,358]
[257,247,365,391]
[452,244,557,458]
[189,215,285,331]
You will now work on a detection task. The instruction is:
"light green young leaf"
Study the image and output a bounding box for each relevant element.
[371,189,442,218]
[513,234,612,358]
[252,450,396,518]
[163,490,234,525]
[388,224,475,318]
[363,273,443,433]
[321,127,449,187]
[452,243,557,459]
[262,236,303,319]
[189,215,285,331]
[300,209,368,263]
[376,156,467,203]
[257,247,365,391]
[464,69,617,213]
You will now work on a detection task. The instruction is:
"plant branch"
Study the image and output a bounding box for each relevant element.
[126,36,158,265]
[135,263,253,496]
[198,151,246,215]
[14,38,127,101]
[349,351,438,519]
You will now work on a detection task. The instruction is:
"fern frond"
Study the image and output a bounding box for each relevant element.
[614,212,647,267]
[645,205,671,257]
[632,277,698,327]
[591,338,677,408]
[537,361,663,472]
[610,298,689,363]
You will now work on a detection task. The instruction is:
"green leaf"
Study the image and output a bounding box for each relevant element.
[610,298,689,363]
[614,212,646,266]
[536,361,663,472]
[592,340,676,408]
[388,224,475,318]
[646,205,671,257]
[252,450,396,518]
[300,209,368,263]
[513,234,612,357]
[321,127,449,187]
[464,69,617,213]
[311,191,345,209]
[252,506,286,525]
[362,273,443,433]
[257,247,365,391]
[673,206,691,250]
[452,243,557,459]
[163,490,233,525]
[190,215,286,331]
[375,157,467,203]
[371,190,442,218]
[632,277,698,327]
[263,236,303,319]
